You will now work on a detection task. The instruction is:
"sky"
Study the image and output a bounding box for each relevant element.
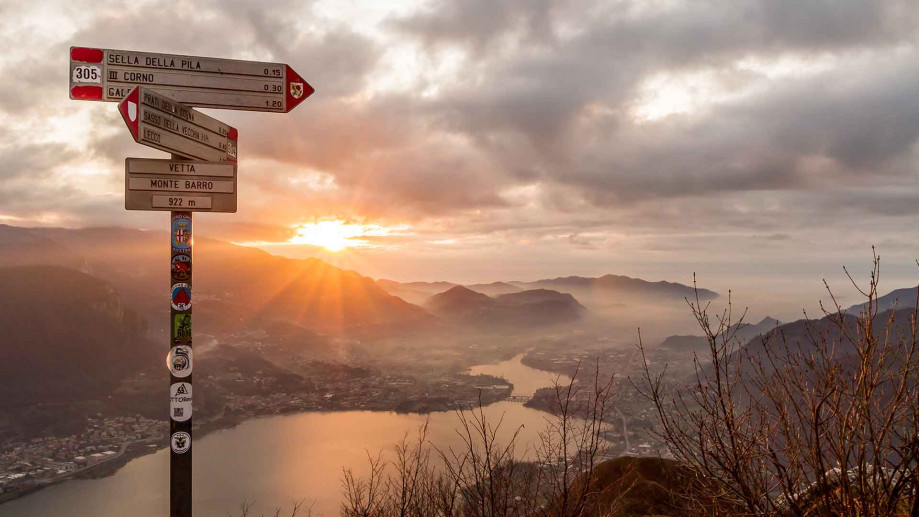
[2,0,919,319]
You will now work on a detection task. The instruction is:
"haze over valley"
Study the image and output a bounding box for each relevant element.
[4,0,919,514]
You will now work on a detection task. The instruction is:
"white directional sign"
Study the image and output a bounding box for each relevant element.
[70,47,313,113]
[125,158,237,212]
[119,86,238,163]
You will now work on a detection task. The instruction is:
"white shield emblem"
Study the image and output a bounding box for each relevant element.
[128,101,137,122]
[290,82,304,99]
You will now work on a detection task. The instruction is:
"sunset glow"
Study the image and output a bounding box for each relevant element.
[288,221,402,252]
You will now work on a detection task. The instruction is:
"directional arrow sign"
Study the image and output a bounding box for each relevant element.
[125,158,237,212]
[119,86,238,162]
[70,46,314,113]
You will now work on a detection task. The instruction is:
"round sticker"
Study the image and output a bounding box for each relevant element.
[171,215,192,252]
[171,432,191,454]
[171,283,191,311]
[170,382,192,422]
[171,254,192,281]
[167,345,193,378]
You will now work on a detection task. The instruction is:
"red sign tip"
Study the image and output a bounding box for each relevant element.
[118,87,141,141]
[285,65,314,113]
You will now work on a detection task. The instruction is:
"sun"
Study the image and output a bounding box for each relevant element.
[289,221,359,251]
[285,220,411,252]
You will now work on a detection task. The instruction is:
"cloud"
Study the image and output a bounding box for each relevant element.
[2,0,919,289]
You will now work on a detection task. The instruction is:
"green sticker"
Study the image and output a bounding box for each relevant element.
[173,314,192,344]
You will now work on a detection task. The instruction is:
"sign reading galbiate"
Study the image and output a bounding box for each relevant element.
[125,158,237,212]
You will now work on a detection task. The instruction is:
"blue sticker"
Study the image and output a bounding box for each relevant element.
[171,215,192,251]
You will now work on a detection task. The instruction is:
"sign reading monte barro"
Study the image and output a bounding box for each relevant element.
[125,158,237,212]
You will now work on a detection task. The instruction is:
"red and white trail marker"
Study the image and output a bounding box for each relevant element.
[71,47,313,113]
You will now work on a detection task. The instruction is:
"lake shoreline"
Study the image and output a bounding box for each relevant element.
[0,390,526,507]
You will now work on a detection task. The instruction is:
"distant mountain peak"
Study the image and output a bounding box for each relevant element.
[425,286,494,313]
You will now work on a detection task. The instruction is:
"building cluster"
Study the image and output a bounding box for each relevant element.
[0,415,162,497]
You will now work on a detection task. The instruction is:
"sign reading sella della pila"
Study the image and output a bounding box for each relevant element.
[69,47,313,113]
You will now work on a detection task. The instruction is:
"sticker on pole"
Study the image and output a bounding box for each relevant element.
[171,431,191,454]
[171,283,192,311]
[171,254,192,281]
[171,214,192,251]
[170,382,192,422]
[167,345,193,378]
[173,313,192,344]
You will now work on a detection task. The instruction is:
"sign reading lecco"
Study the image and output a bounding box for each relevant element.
[69,47,313,113]
[119,87,237,163]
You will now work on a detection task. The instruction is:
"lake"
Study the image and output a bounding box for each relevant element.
[0,354,569,517]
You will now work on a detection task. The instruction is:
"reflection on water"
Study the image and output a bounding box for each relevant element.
[0,356,563,517]
[469,353,571,397]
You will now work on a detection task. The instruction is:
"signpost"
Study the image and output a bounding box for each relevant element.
[70,46,313,517]
[70,47,313,113]
[118,86,238,163]
[168,197,194,516]
[125,158,238,212]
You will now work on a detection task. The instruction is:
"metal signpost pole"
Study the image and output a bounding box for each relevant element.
[70,45,313,517]
[169,157,194,517]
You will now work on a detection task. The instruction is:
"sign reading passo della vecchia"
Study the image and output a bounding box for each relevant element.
[69,47,313,113]
[119,87,238,163]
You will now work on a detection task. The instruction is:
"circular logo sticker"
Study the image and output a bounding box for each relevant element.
[171,215,192,252]
[167,345,193,378]
[171,283,192,311]
[171,254,192,281]
[169,382,192,422]
[171,431,191,454]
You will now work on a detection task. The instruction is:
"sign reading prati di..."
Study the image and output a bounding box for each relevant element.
[119,87,238,163]
[69,47,313,113]
[125,158,237,212]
